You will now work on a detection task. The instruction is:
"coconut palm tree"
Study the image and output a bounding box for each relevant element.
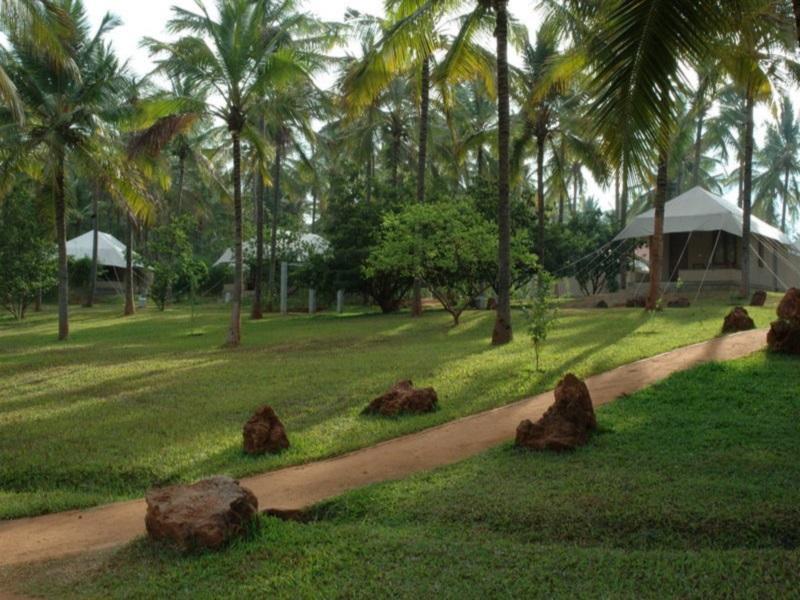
[755,95,800,232]
[147,0,318,346]
[1,1,155,340]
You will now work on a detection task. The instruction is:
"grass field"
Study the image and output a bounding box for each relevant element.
[4,351,798,598]
[0,298,777,519]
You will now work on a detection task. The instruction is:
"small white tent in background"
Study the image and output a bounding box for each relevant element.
[614,186,800,291]
[65,231,141,268]
[213,232,330,268]
[65,231,147,296]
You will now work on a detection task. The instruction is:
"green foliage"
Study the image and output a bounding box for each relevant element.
[544,209,623,295]
[521,271,559,371]
[367,199,525,324]
[0,195,55,319]
[147,217,207,311]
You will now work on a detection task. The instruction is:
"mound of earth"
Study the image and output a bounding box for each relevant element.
[722,306,756,334]
[750,290,767,307]
[363,380,439,416]
[145,476,258,551]
[667,297,690,308]
[596,300,609,308]
[768,288,800,354]
[515,373,596,452]
[243,405,290,455]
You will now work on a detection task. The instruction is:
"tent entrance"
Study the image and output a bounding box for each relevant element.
[667,233,689,282]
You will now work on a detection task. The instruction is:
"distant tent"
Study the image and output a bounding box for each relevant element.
[65,231,142,268]
[213,232,330,267]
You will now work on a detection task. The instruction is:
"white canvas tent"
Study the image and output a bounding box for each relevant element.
[66,231,142,268]
[213,232,329,267]
[613,186,800,291]
[614,186,792,244]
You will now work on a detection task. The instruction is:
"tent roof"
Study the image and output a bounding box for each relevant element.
[614,186,792,245]
[214,232,330,267]
[66,231,141,268]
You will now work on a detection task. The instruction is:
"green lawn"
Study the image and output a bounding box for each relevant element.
[0,298,777,519]
[5,351,798,598]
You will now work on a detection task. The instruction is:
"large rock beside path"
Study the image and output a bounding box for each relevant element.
[722,306,755,334]
[363,380,439,416]
[515,373,597,452]
[768,288,800,354]
[243,405,290,455]
[145,476,258,551]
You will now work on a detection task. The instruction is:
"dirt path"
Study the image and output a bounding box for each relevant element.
[0,329,767,568]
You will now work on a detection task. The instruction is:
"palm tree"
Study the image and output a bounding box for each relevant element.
[1,1,153,340]
[147,0,313,346]
[754,95,800,232]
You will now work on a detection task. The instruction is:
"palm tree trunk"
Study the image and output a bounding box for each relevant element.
[740,92,754,298]
[411,56,431,318]
[781,166,789,233]
[692,105,706,187]
[85,183,99,307]
[492,0,512,346]
[535,134,545,260]
[311,190,318,233]
[267,137,282,314]
[572,164,579,211]
[176,153,186,215]
[251,136,265,320]
[124,213,135,316]
[55,147,69,340]
[793,0,800,46]
[619,160,629,290]
[391,117,401,191]
[226,130,243,346]
[646,151,668,310]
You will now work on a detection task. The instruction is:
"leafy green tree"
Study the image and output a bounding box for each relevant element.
[0,192,55,319]
[367,199,533,325]
[147,216,206,311]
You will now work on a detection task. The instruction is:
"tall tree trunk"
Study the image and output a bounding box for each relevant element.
[311,191,318,233]
[267,137,282,313]
[781,166,789,233]
[619,160,629,290]
[572,164,579,211]
[85,183,99,307]
[226,130,243,346]
[646,151,668,310]
[692,104,706,187]
[492,0,513,346]
[124,213,135,316]
[391,117,401,191]
[176,152,186,216]
[411,56,431,318]
[476,146,484,180]
[251,127,265,320]
[366,115,374,204]
[55,147,69,340]
[535,134,545,260]
[558,190,565,224]
[740,92,754,298]
[793,0,800,46]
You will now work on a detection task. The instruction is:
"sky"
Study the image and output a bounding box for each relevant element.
[82,1,797,236]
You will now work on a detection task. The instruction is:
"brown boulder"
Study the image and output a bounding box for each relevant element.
[243,406,289,455]
[515,373,597,452]
[145,476,258,551]
[625,296,646,308]
[777,287,800,321]
[596,300,609,308]
[487,297,498,310]
[721,306,756,334]
[750,290,767,307]
[767,318,800,354]
[363,380,439,416]
[667,297,691,308]
[767,288,800,354]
